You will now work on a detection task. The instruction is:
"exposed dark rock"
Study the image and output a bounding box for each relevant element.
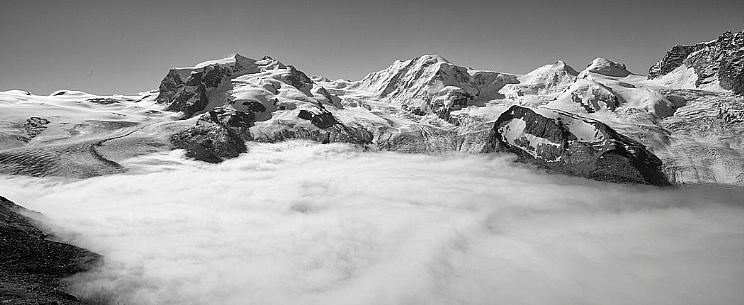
[286,65,313,91]
[486,105,670,186]
[156,64,233,118]
[316,87,336,104]
[649,45,699,78]
[427,91,475,121]
[86,97,139,104]
[719,48,744,94]
[155,69,185,105]
[206,106,255,140]
[1,196,99,304]
[165,84,210,119]
[292,108,373,145]
[298,109,338,129]
[85,97,120,105]
[242,101,267,113]
[649,30,744,95]
[170,106,254,163]
[17,117,50,142]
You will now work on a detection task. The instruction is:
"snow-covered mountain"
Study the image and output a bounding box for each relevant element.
[500,60,578,101]
[2,29,744,305]
[351,54,518,119]
[579,57,632,78]
[1,30,743,186]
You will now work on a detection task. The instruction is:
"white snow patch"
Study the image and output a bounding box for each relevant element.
[498,118,562,160]
[533,107,605,142]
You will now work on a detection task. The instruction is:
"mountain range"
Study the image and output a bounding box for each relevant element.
[1,30,743,186]
[1,30,744,304]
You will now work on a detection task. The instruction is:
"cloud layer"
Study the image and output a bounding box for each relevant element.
[1,141,743,305]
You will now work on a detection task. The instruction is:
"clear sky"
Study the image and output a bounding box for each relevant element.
[1,0,743,95]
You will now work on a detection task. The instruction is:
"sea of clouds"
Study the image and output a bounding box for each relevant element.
[1,141,743,305]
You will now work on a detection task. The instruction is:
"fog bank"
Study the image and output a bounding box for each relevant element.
[1,141,743,305]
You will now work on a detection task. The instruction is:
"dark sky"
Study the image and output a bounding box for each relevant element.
[1,0,743,95]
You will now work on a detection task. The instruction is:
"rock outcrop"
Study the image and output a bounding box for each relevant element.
[649,30,744,94]
[156,64,232,118]
[170,106,254,163]
[16,117,50,142]
[486,105,670,186]
[292,106,373,145]
[1,196,99,304]
[155,54,285,118]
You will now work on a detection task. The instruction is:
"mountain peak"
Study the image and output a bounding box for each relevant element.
[580,57,631,77]
[502,60,578,96]
[355,54,518,119]
[553,60,577,72]
[413,54,450,64]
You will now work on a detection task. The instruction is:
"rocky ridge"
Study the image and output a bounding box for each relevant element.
[1,196,99,304]
[487,105,669,185]
[170,106,254,163]
[649,30,744,94]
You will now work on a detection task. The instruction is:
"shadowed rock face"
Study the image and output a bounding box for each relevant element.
[298,109,338,129]
[649,30,744,94]
[285,65,314,92]
[156,64,233,118]
[0,196,99,304]
[16,117,50,142]
[295,108,374,145]
[170,106,254,163]
[486,105,670,186]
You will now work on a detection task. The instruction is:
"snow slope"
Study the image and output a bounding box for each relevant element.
[1,51,742,185]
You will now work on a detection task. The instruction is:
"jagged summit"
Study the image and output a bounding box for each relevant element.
[648,30,744,94]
